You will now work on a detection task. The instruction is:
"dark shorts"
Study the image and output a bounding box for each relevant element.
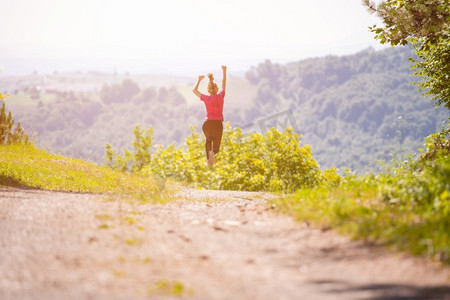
[202,119,223,159]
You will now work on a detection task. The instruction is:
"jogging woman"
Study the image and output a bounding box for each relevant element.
[192,65,227,166]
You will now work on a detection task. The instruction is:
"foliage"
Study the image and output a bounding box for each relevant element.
[105,125,154,173]
[107,123,331,192]
[364,0,449,45]
[364,0,450,109]
[412,36,450,109]
[0,102,29,145]
[272,146,450,264]
[420,124,450,160]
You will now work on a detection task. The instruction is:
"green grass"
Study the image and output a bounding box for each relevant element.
[272,168,450,264]
[0,143,171,202]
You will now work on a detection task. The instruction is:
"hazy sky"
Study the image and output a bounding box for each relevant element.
[0,0,386,75]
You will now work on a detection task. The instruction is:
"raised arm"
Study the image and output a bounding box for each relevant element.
[192,75,205,98]
[221,65,227,91]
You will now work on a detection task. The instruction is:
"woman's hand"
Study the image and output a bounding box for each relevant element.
[198,75,205,81]
[221,66,227,71]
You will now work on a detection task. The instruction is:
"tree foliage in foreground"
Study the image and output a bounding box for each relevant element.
[364,0,450,109]
[105,124,339,192]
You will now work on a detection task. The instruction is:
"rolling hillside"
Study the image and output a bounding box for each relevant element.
[2,45,447,171]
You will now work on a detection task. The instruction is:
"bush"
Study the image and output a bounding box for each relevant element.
[149,124,326,191]
[106,123,331,192]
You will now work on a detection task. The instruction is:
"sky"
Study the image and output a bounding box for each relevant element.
[0,0,386,76]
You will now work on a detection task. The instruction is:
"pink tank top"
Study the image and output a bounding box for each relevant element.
[200,90,225,121]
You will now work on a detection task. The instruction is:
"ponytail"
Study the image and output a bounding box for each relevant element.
[207,73,218,95]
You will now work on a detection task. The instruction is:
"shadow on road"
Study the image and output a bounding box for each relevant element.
[311,279,450,299]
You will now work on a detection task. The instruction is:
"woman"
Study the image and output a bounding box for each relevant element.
[192,65,227,166]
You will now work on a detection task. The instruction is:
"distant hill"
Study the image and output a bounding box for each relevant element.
[2,45,448,171]
[242,45,448,171]
[1,72,256,164]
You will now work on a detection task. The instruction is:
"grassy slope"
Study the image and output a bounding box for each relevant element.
[272,172,450,265]
[0,144,166,201]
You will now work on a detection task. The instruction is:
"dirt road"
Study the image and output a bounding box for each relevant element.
[1,186,449,299]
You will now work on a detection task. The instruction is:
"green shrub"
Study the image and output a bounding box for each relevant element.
[107,123,330,192]
[150,124,326,192]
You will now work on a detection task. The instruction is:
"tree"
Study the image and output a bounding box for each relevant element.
[0,103,29,144]
[364,0,450,109]
[100,79,140,104]
[104,125,153,173]
[121,79,140,101]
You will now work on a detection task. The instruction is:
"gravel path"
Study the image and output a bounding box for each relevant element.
[1,186,449,299]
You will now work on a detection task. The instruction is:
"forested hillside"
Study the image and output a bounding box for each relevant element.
[2,45,447,171]
[244,45,448,170]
